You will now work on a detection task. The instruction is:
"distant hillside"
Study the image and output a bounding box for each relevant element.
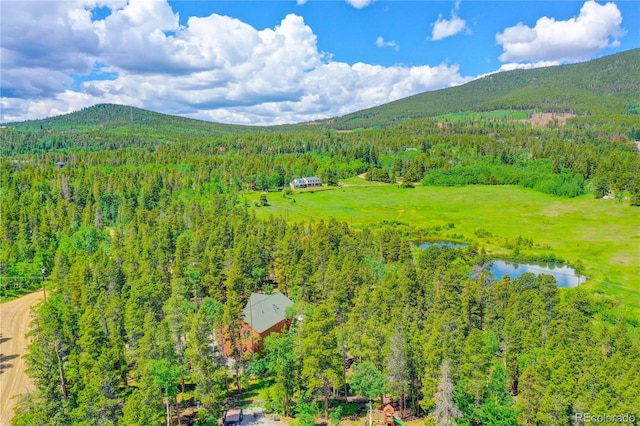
[326,49,640,130]
[7,50,639,134]
[9,104,262,135]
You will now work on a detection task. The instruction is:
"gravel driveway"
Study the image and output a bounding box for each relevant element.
[240,407,288,425]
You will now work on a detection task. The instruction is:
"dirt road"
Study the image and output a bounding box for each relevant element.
[0,290,43,426]
[240,407,287,425]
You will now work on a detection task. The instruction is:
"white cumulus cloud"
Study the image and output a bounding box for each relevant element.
[1,0,471,125]
[474,60,561,80]
[430,2,468,41]
[496,0,625,63]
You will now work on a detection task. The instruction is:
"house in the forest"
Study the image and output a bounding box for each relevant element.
[243,292,293,337]
[289,176,322,189]
[223,292,293,356]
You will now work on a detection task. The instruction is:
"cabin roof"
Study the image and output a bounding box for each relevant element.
[243,292,293,334]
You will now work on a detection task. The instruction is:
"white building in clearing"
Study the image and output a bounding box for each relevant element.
[289,176,322,189]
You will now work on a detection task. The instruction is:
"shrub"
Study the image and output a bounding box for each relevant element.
[366,167,391,183]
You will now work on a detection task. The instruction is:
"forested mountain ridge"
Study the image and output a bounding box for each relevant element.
[9,103,250,133]
[6,103,313,135]
[4,49,639,134]
[325,49,640,129]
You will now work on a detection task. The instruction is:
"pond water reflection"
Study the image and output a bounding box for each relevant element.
[490,260,586,288]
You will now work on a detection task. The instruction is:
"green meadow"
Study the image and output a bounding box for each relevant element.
[249,181,640,315]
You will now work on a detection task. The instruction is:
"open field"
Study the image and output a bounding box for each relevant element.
[249,183,640,314]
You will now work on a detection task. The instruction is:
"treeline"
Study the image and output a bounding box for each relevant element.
[5,109,639,204]
[422,162,586,198]
[2,152,639,425]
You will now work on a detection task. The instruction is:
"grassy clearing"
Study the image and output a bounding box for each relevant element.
[250,183,640,315]
[432,109,530,122]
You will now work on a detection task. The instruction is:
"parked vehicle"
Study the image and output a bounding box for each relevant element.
[222,408,243,426]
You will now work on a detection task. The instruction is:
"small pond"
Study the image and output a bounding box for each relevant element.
[489,260,586,288]
[419,241,468,249]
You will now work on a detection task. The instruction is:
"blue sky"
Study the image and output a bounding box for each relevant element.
[1,0,638,124]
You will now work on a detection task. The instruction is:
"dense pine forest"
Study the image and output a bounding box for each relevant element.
[1,51,639,425]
